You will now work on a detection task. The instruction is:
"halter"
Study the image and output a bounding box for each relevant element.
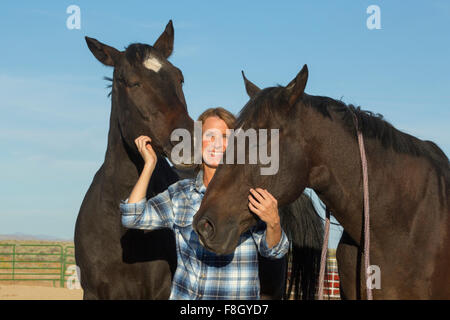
[317,112,373,300]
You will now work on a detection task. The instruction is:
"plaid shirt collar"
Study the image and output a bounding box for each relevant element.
[173,170,206,227]
[193,169,206,195]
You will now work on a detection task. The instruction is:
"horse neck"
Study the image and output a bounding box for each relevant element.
[102,95,141,196]
[101,95,179,201]
[301,105,386,244]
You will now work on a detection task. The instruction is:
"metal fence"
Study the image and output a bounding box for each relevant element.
[0,243,76,288]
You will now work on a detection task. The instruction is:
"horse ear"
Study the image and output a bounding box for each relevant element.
[85,37,121,67]
[286,64,308,106]
[153,20,174,59]
[241,71,261,98]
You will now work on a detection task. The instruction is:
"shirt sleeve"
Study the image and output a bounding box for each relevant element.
[119,188,175,230]
[251,222,290,259]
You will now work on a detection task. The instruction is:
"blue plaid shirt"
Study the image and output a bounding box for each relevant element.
[120,170,289,300]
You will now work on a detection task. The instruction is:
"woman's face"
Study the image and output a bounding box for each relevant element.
[202,116,229,168]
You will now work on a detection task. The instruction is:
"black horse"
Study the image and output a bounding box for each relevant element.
[74,21,196,299]
[194,65,450,299]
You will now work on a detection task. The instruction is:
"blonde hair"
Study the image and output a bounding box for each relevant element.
[197,107,236,128]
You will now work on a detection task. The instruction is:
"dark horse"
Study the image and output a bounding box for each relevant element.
[74,21,196,299]
[194,65,450,299]
[74,21,321,299]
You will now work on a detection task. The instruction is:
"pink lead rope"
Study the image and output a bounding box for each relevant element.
[355,114,373,300]
[317,209,330,300]
[317,113,372,300]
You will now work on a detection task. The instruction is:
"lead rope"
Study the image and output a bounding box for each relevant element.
[317,208,330,300]
[353,114,373,300]
[317,113,372,300]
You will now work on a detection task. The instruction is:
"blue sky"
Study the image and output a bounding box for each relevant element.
[0,1,448,248]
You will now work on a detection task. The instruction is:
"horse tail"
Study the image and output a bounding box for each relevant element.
[280,192,324,300]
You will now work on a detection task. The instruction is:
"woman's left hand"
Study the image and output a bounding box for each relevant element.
[248,188,280,229]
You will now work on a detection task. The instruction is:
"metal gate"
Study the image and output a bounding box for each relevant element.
[0,243,76,288]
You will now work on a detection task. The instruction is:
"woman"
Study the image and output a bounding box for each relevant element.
[119,107,289,300]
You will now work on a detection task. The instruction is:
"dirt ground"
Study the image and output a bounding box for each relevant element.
[0,285,83,300]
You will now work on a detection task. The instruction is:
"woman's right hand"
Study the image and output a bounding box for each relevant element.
[127,136,157,204]
[135,135,157,168]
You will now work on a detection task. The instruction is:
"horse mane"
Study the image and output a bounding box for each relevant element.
[305,94,450,182]
[236,86,449,183]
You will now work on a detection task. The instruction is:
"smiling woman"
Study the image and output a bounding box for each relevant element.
[120,106,291,300]
[197,107,236,181]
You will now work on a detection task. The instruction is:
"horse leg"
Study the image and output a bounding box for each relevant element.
[335,230,362,300]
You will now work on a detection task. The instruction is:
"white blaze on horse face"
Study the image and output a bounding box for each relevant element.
[143,56,162,72]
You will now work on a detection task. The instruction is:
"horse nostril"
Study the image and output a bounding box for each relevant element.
[198,218,215,240]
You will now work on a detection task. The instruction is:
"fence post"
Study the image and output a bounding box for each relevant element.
[12,244,16,281]
[62,246,68,288]
[59,245,64,288]
[62,247,66,288]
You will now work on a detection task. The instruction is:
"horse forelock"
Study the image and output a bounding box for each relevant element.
[125,43,155,67]
[236,86,287,130]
